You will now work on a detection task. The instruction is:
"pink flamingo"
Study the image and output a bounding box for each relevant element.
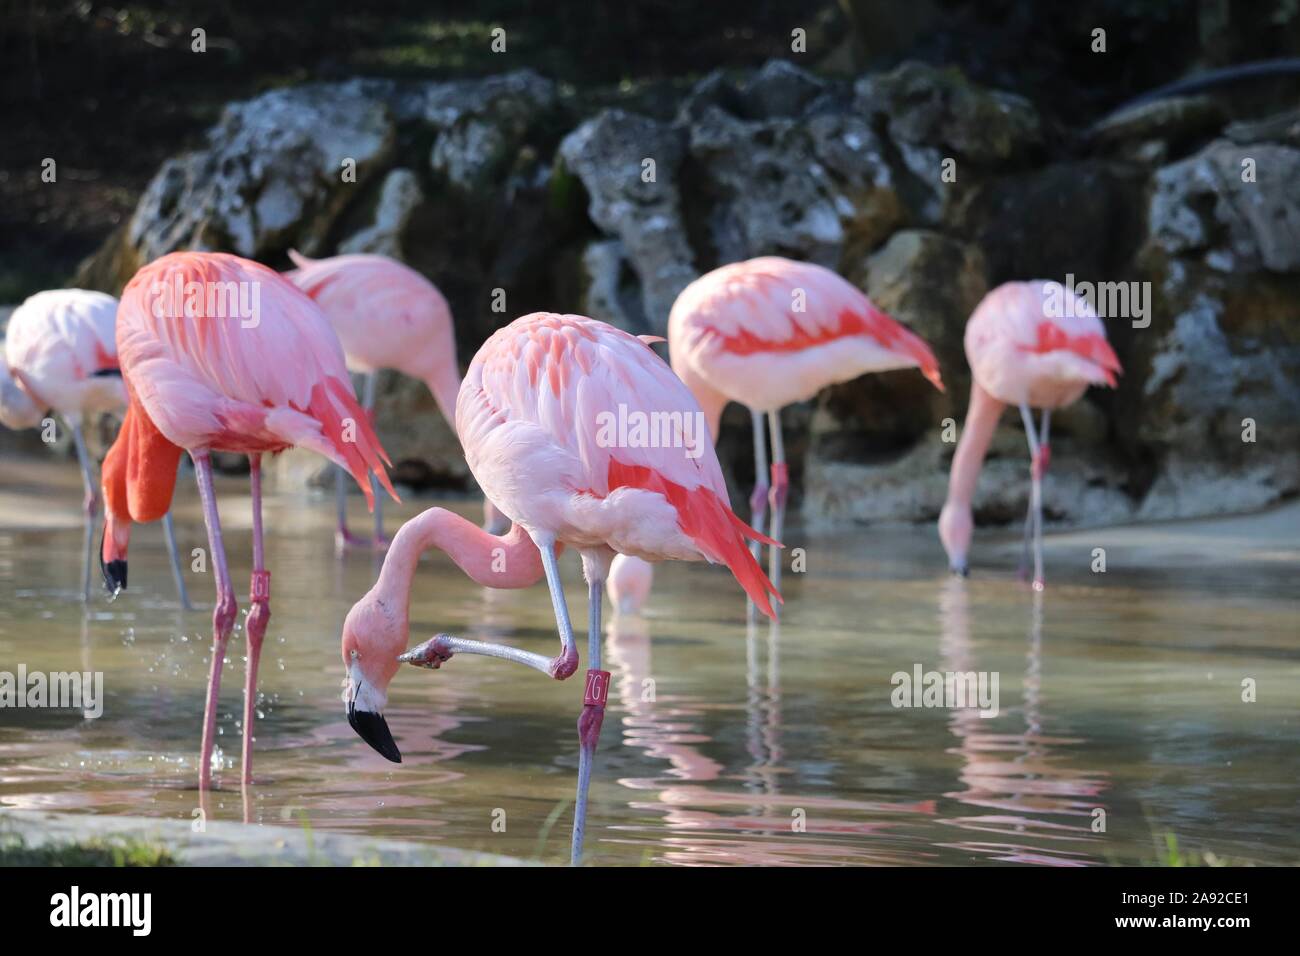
[939,281,1122,588]
[101,251,397,787]
[610,256,944,613]
[0,289,188,605]
[286,252,505,547]
[341,312,780,864]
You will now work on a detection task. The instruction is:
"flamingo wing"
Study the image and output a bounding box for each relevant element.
[460,313,780,617]
[117,252,395,506]
[968,282,1122,397]
[286,250,456,386]
[4,290,123,417]
[671,257,943,392]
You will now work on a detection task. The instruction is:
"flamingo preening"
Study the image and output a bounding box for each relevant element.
[286,252,506,547]
[0,289,188,605]
[341,312,780,864]
[102,251,397,787]
[939,281,1122,588]
[609,256,944,614]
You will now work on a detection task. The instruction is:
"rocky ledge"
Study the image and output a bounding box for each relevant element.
[69,61,1300,530]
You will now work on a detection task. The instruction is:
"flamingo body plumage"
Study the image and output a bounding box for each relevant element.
[963,280,1120,410]
[459,313,777,609]
[2,290,123,428]
[669,257,943,429]
[285,251,459,418]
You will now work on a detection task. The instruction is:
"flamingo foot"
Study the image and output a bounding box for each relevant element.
[399,635,455,669]
[335,525,372,552]
[549,646,580,680]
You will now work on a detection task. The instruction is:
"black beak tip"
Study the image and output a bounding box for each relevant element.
[348,705,401,763]
[98,527,127,596]
[950,564,969,578]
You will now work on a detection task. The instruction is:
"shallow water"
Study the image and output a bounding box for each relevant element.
[1,460,1297,866]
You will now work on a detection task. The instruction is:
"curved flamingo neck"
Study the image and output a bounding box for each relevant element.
[373,508,547,616]
[101,397,183,563]
[945,381,1005,510]
[673,362,727,443]
[421,362,463,430]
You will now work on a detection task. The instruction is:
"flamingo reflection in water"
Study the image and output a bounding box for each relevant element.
[603,611,937,866]
[935,579,1109,866]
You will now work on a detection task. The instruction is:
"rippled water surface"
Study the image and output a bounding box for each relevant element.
[1,459,1297,865]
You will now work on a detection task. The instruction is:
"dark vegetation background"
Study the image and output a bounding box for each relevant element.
[2,0,1297,301]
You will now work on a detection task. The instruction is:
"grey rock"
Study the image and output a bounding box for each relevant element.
[424,71,558,193]
[128,81,395,264]
[559,110,696,332]
[854,61,1041,164]
[740,59,827,118]
[1224,107,1300,148]
[857,228,986,403]
[1149,140,1300,272]
[803,432,1136,529]
[688,104,902,266]
[577,239,645,334]
[338,168,425,259]
[1087,95,1226,147]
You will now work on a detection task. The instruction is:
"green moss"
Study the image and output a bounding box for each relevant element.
[1146,831,1250,868]
[0,832,175,867]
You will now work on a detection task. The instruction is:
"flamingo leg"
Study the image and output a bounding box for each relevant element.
[767,408,788,614]
[242,454,271,785]
[1018,405,1046,591]
[1016,410,1050,580]
[748,410,769,560]
[334,464,353,549]
[747,409,769,622]
[1016,496,1034,581]
[399,537,581,679]
[161,510,193,610]
[335,372,384,551]
[70,421,96,602]
[361,371,386,548]
[192,450,238,790]
[572,559,609,866]
[538,539,580,678]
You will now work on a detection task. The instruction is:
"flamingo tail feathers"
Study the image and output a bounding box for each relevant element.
[268,377,398,510]
[607,461,782,619]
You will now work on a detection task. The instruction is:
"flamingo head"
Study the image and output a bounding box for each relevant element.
[938,500,973,577]
[341,592,404,763]
[0,363,43,430]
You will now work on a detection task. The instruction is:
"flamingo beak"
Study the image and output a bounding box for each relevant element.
[99,528,127,598]
[347,697,401,763]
